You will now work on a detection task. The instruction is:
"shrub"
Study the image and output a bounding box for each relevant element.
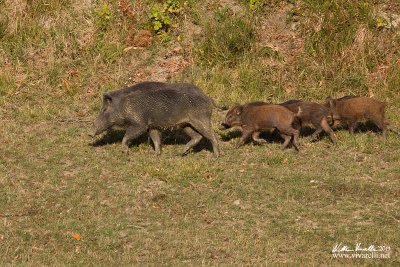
[149,0,183,34]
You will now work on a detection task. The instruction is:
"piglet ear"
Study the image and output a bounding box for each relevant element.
[103,92,112,104]
[325,97,335,108]
[235,105,243,115]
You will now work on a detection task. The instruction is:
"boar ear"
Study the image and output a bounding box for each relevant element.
[103,92,112,105]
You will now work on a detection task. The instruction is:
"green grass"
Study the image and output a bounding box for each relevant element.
[1,120,399,265]
[1,0,400,265]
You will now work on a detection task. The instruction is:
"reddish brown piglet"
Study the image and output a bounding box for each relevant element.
[280,100,337,143]
[220,103,301,150]
[326,96,387,139]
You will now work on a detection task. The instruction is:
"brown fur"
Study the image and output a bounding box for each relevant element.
[221,103,301,150]
[280,100,337,143]
[326,96,387,139]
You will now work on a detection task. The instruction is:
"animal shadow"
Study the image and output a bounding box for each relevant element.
[219,129,287,145]
[332,121,383,134]
[298,126,315,137]
[90,128,215,153]
[90,129,146,147]
[298,126,328,142]
[353,121,383,134]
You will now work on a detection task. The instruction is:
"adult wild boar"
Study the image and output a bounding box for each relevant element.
[280,100,337,143]
[220,103,301,150]
[325,96,387,139]
[89,82,220,157]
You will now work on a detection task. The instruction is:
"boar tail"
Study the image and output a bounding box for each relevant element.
[296,107,303,117]
[291,107,303,129]
[211,98,228,111]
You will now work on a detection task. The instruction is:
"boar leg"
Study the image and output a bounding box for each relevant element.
[280,128,299,151]
[122,125,147,154]
[280,134,292,150]
[320,117,337,143]
[370,116,387,140]
[348,122,357,135]
[149,129,162,155]
[252,132,267,144]
[190,121,220,157]
[380,123,387,140]
[310,127,323,141]
[181,127,203,156]
[292,130,300,151]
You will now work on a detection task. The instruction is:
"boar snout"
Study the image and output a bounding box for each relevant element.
[88,128,97,138]
[88,125,101,138]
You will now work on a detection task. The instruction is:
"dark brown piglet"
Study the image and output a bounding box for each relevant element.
[221,103,301,150]
[326,96,387,139]
[280,100,337,143]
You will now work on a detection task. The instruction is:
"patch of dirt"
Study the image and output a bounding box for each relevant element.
[218,0,243,14]
[126,43,189,83]
[3,0,27,34]
[258,2,304,65]
[366,2,400,90]
[129,177,170,212]
[149,46,189,81]
[126,29,154,47]
[375,2,400,32]
[257,2,305,93]
[119,0,245,84]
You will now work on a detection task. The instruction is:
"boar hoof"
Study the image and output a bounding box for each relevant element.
[181,150,190,157]
[122,146,129,155]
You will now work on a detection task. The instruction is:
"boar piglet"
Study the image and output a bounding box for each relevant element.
[325,96,387,139]
[89,82,220,157]
[221,104,301,150]
[280,100,337,143]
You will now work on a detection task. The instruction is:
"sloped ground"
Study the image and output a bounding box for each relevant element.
[256,2,305,93]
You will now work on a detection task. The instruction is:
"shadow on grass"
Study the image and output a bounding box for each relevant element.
[218,126,342,146]
[219,129,285,145]
[332,121,384,135]
[90,128,215,154]
[354,121,384,134]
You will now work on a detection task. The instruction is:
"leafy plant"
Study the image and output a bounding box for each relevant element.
[248,0,264,10]
[97,3,112,32]
[149,0,183,34]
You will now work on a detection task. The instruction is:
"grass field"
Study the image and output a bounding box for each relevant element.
[1,0,400,265]
[1,115,400,265]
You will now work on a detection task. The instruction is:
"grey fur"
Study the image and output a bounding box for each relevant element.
[89,82,220,157]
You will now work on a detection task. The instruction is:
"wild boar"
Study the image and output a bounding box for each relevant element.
[220,103,301,150]
[89,82,220,157]
[325,96,387,139]
[280,100,337,143]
